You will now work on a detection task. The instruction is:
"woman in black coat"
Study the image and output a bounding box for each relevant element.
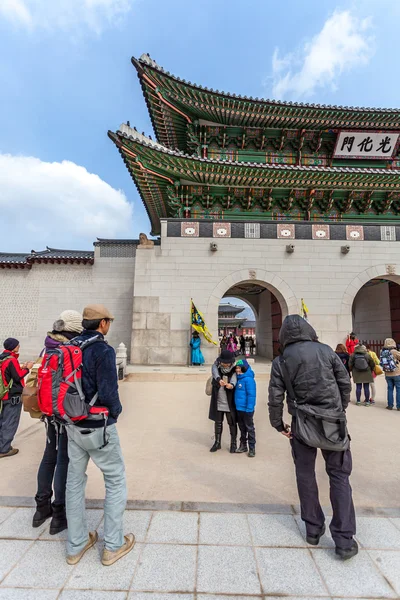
[209,350,237,453]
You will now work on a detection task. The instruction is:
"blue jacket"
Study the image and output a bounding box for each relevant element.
[74,330,122,428]
[235,367,256,412]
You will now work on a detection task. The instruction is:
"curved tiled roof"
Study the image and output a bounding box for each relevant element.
[113,125,400,177]
[136,53,400,115]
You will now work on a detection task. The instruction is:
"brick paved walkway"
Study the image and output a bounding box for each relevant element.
[1,503,400,599]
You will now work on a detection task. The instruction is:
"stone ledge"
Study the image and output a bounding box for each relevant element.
[1,496,400,517]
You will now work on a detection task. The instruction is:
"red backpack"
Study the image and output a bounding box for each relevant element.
[37,337,108,424]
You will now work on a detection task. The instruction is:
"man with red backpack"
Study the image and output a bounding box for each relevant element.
[64,305,134,567]
[0,338,33,458]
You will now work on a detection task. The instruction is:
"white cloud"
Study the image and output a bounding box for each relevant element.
[270,10,374,100]
[0,0,134,34]
[0,154,134,251]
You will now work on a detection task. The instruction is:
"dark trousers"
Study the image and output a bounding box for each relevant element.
[36,422,69,505]
[290,419,356,549]
[215,410,237,438]
[237,411,256,448]
[0,398,22,453]
[356,383,370,403]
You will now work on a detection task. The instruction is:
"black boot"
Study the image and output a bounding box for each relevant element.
[335,540,359,560]
[49,503,67,535]
[210,421,222,452]
[32,496,53,528]
[236,442,248,453]
[229,425,237,453]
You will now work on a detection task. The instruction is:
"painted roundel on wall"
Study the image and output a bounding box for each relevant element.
[277,224,295,239]
[181,222,199,237]
[312,224,330,240]
[213,223,231,238]
[346,225,364,241]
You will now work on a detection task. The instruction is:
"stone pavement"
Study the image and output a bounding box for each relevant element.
[1,503,400,598]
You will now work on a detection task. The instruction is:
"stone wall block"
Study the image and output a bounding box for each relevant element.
[133,296,159,313]
[132,329,159,348]
[132,312,147,330]
[160,330,189,347]
[172,346,190,365]
[149,347,172,365]
[131,347,149,364]
[147,312,171,330]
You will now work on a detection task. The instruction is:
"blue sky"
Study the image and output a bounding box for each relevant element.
[0,0,399,251]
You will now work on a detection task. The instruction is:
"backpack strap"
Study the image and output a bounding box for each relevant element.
[279,356,299,408]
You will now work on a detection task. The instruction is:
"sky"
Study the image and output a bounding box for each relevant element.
[1,0,399,252]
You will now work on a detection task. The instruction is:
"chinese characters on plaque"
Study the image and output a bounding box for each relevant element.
[334,131,399,160]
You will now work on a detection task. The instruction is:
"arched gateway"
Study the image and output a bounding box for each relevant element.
[2,55,400,364]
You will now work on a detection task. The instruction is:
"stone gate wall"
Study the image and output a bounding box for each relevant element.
[0,246,136,360]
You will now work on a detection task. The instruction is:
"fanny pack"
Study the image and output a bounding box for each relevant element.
[279,357,350,452]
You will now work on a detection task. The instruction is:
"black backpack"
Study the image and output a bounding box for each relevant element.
[353,353,369,372]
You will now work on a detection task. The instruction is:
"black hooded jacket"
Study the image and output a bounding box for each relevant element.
[268,315,351,431]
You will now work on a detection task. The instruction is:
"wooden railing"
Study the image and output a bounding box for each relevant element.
[362,340,384,355]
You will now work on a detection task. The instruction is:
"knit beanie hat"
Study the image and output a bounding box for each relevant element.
[384,338,397,349]
[53,310,83,334]
[236,359,249,372]
[3,338,19,351]
[220,350,234,363]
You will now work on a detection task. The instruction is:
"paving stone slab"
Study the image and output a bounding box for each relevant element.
[60,591,128,600]
[97,510,152,543]
[198,596,262,600]
[67,541,141,590]
[197,545,261,594]
[294,516,335,548]
[199,513,251,546]
[0,540,32,582]
[0,509,47,539]
[355,517,400,549]
[389,517,400,532]
[2,541,74,589]
[311,548,397,598]
[0,508,16,525]
[131,544,196,592]
[256,547,328,596]
[146,511,198,544]
[0,590,59,600]
[369,550,400,596]
[129,594,194,600]
[248,514,306,547]
[40,509,103,541]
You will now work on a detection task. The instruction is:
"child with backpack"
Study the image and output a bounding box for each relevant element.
[349,344,376,406]
[234,359,256,457]
[380,338,400,410]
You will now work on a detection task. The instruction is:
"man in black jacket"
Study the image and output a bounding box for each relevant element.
[65,305,134,567]
[268,315,357,560]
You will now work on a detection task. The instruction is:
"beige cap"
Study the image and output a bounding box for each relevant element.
[83,304,114,321]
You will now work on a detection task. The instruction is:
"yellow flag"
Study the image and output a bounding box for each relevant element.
[191,300,218,345]
[301,298,309,320]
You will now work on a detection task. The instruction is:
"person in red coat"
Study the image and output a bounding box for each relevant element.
[346,333,359,355]
[0,338,33,458]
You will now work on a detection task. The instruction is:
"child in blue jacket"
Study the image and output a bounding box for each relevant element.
[234,359,256,457]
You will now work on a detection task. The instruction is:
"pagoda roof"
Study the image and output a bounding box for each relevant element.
[133,54,400,151]
[108,125,400,234]
[219,303,245,316]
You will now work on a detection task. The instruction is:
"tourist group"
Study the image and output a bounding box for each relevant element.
[1,310,400,566]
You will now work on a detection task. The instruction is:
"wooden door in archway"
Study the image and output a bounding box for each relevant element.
[271,293,282,358]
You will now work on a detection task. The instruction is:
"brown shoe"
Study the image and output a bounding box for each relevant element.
[0,448,19,458]
[102,533,135,566]
[66,531,98,565]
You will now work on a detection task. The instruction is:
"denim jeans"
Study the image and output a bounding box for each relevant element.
[66,424,127,555]
[36,421,69,505]
[356,383,370,403]
[385,375,400,408]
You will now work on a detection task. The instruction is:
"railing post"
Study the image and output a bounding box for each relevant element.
[116,342,128,380]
